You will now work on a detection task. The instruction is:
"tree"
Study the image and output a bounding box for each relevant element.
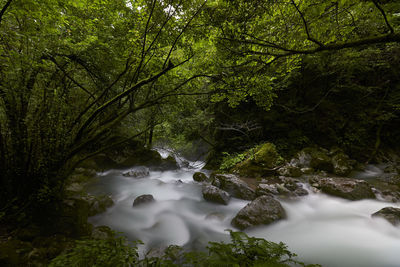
[204,0,400,109]
[0,0,210,212]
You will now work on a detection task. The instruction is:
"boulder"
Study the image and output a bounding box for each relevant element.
[292,147,333,172]
[256,184,279,196]
[123,166,150,178]
[231,196,286,230]
[202,184,230,205]
[133,194,155,206]
[158,155,179,171]
[193,172,208,182]
[82,194,114,216]
[300,167,314,174]
[211,173,256,200]
[231,143,283,178]
[277,165,302,177]
[331,151,353,176]
[313,177,375,200]
[372,207,400,226]
[91,225,114,240]
[253,143,283,168]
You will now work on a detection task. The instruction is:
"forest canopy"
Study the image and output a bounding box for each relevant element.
[0,0,399,213]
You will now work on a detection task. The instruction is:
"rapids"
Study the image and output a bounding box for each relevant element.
[88,152,400,267]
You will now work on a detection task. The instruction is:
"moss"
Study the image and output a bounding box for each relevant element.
[253,143,284,168]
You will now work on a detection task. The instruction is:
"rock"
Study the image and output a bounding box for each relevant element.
[307,148,333,172]
[294,187,309,196]
[211,173,256,200]
[384,164,400,174]
[331,151,353,176]
[122,166,150,178]
[253,143,283,168]
[74,167,97,177]
[58,198,91,237]
[193,172,208,182]
[277,165,302,177]
[158,155,179,170]
[84,195,114,216]
[133,194,155,206]
[256,184,279,196]
[76,194,114,216]
[276,184,292,196]
[293,147,333,172]
[314,177,375,200]
[301,167,314,174]
[65,182,84,193]
[231,196,286,230]
[91,225,114,240]
[202,184,230,205]
[372,207,400,226]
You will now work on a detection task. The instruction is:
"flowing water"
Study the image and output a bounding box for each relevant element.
[88,152,400,267]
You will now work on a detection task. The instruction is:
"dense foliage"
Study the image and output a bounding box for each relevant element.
[50,231,320,267]
[1,1,400,264]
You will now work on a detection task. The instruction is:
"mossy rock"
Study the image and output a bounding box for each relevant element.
[233,159,276,178]
[302,147,333,172]
[253,143,283,168]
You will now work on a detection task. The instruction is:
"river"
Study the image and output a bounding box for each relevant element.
[87,150,400,267]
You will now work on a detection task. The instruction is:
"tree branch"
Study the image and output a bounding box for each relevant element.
[0,0,12,25]
[74,61,179,143]
[372,0,394,34]
[290,0,324,47]
[224,33,400,58]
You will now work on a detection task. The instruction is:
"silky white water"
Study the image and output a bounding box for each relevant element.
[88,156,400,267]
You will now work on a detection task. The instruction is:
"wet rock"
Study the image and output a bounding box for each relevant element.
[313,177,375,200]
[91,225,114,240]
[377,190,400,203]
[256,184,279,196]
[331,151,353,176]
[372,207,400,226]
[211,173,256,200]
[384,164,400,174]
[202,184,230,205]
[294,187,309,196]
[193,172,208,182]
[292,147,333,172]
[231,196,286,230]
[277,165,302,177]
[301,167,314,174]
[65,182,84,194]
[158,155,179,170]
[83,194,114,216]
[133,194,155,206]
[123,166,150,178]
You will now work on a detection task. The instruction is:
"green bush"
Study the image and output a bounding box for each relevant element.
[50,231,319,267]
[219,152,247,171]
[49,234,140,267]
